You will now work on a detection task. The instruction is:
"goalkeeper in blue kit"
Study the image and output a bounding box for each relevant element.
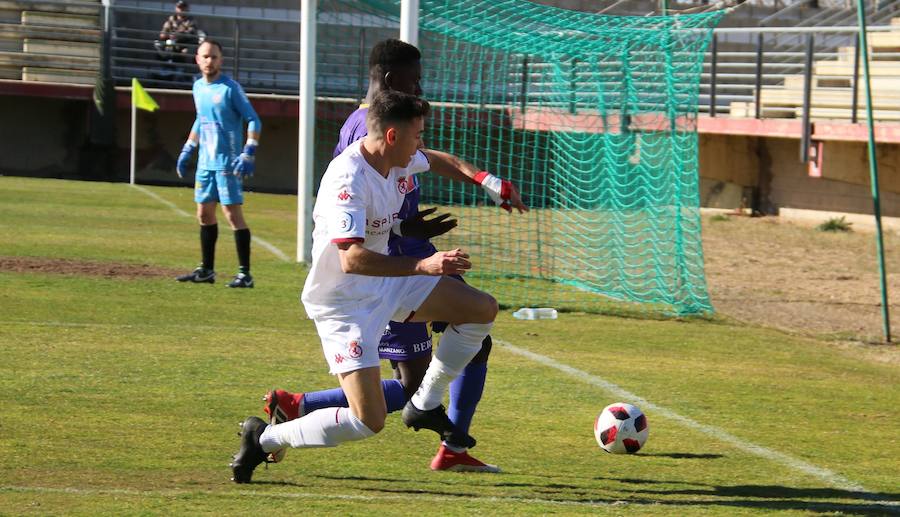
[175,39,261,288]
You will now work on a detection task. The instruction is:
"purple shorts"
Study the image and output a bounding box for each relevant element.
[378,321,432,361]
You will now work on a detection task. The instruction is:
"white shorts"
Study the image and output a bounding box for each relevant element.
[313,275,440,374]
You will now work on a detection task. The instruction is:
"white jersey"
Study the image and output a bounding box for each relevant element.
[301,140,430,318]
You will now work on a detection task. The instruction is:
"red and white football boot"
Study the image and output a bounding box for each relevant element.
[430,444,501,473]
[261,389,305,463]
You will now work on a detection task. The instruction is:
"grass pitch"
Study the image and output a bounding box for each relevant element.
[0,177,898,516]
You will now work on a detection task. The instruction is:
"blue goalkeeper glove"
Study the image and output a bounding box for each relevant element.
[231,141,257,178]
[176,141,197,178]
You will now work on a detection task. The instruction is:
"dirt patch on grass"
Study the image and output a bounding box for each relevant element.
[1,256,181,280]
[702,214,900,361]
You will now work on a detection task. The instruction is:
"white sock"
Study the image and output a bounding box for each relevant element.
[411,321,493,410]
[258,407,374,451]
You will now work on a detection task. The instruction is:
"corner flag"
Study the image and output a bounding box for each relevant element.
[131,78,159,112]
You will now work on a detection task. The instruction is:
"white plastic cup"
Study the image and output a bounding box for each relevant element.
[512,307,558,320]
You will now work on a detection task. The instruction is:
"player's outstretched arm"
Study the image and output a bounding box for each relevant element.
[337,242,471,277]
[423,149,528,214]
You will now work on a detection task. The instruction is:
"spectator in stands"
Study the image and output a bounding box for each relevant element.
[158,0,198,55]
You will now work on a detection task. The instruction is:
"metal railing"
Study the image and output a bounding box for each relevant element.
[701,25,900,119]
[105,4,900,122]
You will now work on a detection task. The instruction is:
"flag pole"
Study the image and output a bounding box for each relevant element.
[856,0,891,342]
[130,90,136,185]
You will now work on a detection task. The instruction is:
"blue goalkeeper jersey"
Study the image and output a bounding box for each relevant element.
[334,106,437,259]
[191,74,261,171]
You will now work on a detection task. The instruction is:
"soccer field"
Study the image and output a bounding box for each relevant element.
[0,177,898,516]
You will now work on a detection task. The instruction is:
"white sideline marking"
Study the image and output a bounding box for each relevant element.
[130,184,291,263]
[131,184,192,217]
[252,235,291,262]
[0,320,306,334]
[0,485,618,509]
[495,339,880,496]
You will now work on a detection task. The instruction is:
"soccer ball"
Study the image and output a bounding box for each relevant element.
[594,402,649,454]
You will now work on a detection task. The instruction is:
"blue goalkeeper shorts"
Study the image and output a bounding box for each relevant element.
[377,274,465,361]
[194,169,243,205]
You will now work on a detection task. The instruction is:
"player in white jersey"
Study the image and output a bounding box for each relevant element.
[230,90,498,483]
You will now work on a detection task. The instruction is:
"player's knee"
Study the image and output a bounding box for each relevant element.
[197,209,215,225]
[360,414,386,434]
[471,335,492,364]
[475,294,499,323]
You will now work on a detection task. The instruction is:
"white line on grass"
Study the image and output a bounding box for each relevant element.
[131,184,192,217]
[0,320,308,335]
[494,339,881,497]
[0,485,620,509]
[130,184,291,263]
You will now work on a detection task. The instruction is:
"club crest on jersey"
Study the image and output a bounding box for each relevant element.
[348,340,363,359]
[212,94,223,104]
[337,189,352,202]
[336,212,354,232]
[397,176,413,195]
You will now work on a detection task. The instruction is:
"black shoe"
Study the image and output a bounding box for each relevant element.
[227,273,254,288]
[176,267,216,284]
[401,401,476,449]
[230,416,270,483]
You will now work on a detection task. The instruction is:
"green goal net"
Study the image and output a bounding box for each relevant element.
[314,0,726,316]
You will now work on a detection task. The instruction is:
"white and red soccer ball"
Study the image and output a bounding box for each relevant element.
[594,402,649,454]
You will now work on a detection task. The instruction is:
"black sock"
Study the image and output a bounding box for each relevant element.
[234,228,251,274]
[200,223,218,271]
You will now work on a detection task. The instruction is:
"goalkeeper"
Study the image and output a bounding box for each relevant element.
[174,39,261,288]
[264,39,526,472]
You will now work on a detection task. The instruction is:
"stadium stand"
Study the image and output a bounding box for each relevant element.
[723,2,900,120]
[746,24,900,120]
[0,0,101,84]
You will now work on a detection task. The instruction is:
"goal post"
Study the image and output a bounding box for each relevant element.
[302,0,726,316]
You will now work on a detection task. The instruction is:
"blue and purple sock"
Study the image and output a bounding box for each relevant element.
[447,361,488,438]
[302,379,408,413]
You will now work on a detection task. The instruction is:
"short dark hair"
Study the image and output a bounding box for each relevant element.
[366,90,430,136]
[369,39,421,74]
[199,39,223,53]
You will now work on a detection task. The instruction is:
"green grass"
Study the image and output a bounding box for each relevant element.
[817,216,853,233]
[0,177,898,516]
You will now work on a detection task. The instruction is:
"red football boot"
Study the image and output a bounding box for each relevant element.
[430,444,501,473]
[261,389,305,463]
[263,389,305,424]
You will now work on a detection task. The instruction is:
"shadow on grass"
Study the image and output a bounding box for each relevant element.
[639,452,724,459]
[632,484,898,501]
[311,473,898,514]
[247,480,313,489]
[617,483,900,515]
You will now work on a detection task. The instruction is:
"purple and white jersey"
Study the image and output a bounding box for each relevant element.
[334,106,438,260]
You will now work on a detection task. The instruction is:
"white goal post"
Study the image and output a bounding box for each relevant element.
[296,0,420,264]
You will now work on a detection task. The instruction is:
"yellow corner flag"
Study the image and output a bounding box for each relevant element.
[131,78,159,112]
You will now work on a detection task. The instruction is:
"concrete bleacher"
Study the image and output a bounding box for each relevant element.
[732,19,900,121]
[0,0,101,85]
